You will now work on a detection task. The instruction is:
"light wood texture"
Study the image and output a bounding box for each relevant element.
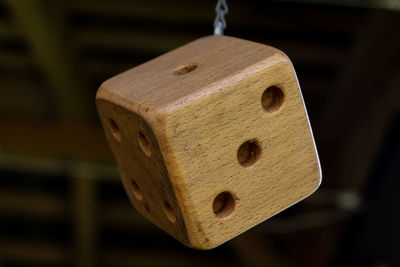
[96,35,321,249]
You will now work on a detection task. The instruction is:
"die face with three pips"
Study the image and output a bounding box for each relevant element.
[96,36,321,249]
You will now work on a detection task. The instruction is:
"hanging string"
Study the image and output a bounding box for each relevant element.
[213,0,228,35]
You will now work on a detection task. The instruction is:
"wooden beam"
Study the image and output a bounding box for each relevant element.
[0,238,68,265]
[72,166,98,267]
[317,12,400,190]
[0,189,66,219]
[304,11,400,267]
[0,120,113,162]
[5,0,89,119]
[73,27,198,54]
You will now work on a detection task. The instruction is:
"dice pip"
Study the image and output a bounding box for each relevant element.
[96,36,321,249]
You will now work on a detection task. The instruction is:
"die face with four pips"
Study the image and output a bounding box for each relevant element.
[96,35,322,249]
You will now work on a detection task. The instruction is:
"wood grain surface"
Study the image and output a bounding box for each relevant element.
[96,35,321,249]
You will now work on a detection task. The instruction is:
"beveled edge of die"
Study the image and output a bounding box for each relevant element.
[96,35,281,115]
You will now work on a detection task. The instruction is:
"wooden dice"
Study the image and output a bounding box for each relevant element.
[96,36,321,249]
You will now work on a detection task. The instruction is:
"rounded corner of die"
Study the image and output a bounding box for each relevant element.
[187,237,220,251]
[316,165,323,189]
[311,162,323,194]
[95,85,106,101]
[95,81,114,103]
[274,49,292,64]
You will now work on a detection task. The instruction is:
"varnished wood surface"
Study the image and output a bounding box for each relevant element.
[97,35,321,249]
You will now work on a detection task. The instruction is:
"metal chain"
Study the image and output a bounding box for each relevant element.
[213,0,228,35]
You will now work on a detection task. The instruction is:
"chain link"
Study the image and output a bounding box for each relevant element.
[213,0,228,35]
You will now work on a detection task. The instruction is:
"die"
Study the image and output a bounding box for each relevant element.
[96,35,322,249]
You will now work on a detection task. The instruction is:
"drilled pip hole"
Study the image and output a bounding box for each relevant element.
[130,179,143,201]
[237,140,261,167]
[109,118,122,142]
[261,86,284,113]
[173,63,197,75]
[144,204,150,213]
[213,192,235,219]
[163,200,176,223]
[137,132,151,157]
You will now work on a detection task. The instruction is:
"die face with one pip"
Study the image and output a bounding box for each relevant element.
[96,35,322,249]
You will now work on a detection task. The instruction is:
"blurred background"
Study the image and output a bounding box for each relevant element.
[0,0,399,266]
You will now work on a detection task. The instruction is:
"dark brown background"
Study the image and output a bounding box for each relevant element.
[0,0,399,266]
